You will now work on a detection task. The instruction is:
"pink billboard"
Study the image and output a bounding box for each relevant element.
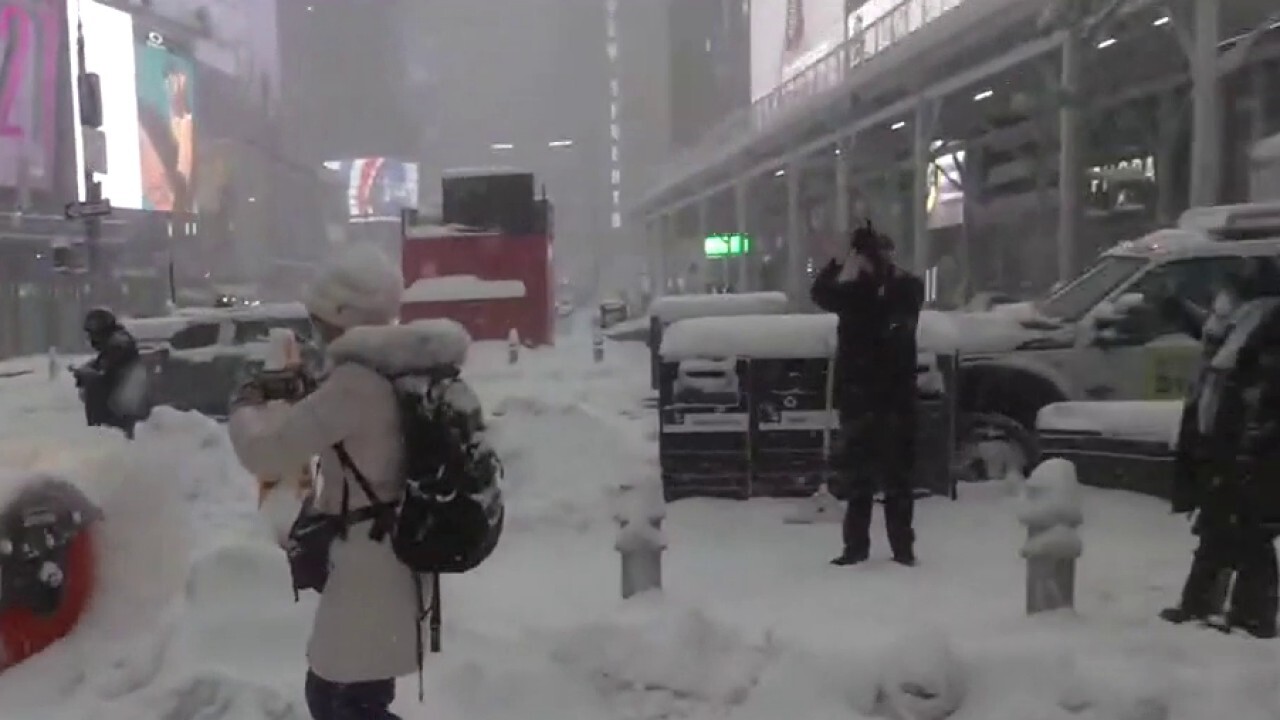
[0,0,61,192]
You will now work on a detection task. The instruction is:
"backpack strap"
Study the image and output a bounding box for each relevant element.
[332,442,393,541]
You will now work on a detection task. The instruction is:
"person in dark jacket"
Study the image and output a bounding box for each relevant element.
[71,308,147,439]
[811,224,925,566]
[1159,264,1280,638]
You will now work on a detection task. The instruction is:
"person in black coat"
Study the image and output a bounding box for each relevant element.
[71,308,147,439]
[1159,264,1280,638]
[811,225,925,566]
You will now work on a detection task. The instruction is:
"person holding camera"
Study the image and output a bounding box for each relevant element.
[228,245,419,720]
[71,308,148,439]
[811,225,925,566]
[1158,261,1280,637]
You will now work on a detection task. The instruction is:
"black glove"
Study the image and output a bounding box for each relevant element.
[70,365,97,388]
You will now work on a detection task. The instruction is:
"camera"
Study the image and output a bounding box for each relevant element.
[253,367,317,403]
[850,222,892,271]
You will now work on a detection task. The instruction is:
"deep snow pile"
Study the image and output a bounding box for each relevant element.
[1,342,1279,719]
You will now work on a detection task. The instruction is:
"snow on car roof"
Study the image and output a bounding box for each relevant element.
[175,302,310,321]
[122,316,198,342]
[1102,229,1210,258]
[649,292,789,322]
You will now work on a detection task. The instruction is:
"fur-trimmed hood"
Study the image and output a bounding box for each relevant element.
[327,319,471,375]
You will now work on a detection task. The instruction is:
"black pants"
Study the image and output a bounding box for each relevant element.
[838,404,916,557]
[304,670,400,720]
[1179,514,1279,631]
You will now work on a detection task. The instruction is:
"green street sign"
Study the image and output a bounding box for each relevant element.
[704,233,750,257]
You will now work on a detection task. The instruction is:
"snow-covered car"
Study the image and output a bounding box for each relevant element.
[125,303,321,419]
[950,202,1280,480]
[599,298,629,328]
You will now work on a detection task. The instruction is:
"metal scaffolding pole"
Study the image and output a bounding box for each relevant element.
[660,213,674,293]
[834,142,850,242]
[1056,17,1083,283]
[786,162,803,302]
[1189,0,1221,207]
[912,101,937,277]
[647,217,665,298]
[1155,92,1182,225]
[1249,62,1269,147]
[733,179,750,291]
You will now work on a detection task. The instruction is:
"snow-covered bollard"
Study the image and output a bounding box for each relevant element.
[1017,458,1084,615]
[614,480,666,598]
[47,346,59,381]
[785,483,843,524]
[507,328,519,364]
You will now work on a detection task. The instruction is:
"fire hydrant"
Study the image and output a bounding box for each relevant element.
[614,481,666,599]
[508,328,520,365]
[1017,458,1084,615]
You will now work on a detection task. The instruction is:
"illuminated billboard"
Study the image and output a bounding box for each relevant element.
[325,158,420,221]
[0,0,63,192]
[928,141,964,229]
[135,26,197,213]
[750,0,844,101]
[750,0,964,102]
[68,0,140,205]
[68,2,204,212]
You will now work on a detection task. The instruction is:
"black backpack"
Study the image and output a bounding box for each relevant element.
[330,365,504,697]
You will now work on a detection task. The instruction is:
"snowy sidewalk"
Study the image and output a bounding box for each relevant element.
[1,342,1278,720]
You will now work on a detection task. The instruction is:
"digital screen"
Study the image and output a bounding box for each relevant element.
[0,0,61,192]
[751,0,964,102]
[68,0,140,206]
[134,26,197,213]
[928,142,964,229]
[326,158,420,220]
[750,0,843,101]
[705,233,750,258]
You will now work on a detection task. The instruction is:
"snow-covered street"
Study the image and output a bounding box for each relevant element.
[1,336,1278,720]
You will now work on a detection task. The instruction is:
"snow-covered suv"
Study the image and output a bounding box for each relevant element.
[951,203,1280,479]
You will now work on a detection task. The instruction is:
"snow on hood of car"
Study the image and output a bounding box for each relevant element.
[918,307,1044,354]
[1036,400,1184,447]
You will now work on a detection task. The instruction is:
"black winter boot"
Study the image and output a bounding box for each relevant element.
[831,548,870,566]
[1158,606,1209,625]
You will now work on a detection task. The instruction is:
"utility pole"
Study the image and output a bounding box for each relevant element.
[74,14,106,305]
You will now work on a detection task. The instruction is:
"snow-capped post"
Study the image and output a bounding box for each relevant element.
[614,479,666,598]
[592,314,605,363]
[1017,458,1084,615]
[47,346,58,381]
[507,328,519,365]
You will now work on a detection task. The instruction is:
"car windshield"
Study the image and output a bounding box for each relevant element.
[1037,255,1147,322]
